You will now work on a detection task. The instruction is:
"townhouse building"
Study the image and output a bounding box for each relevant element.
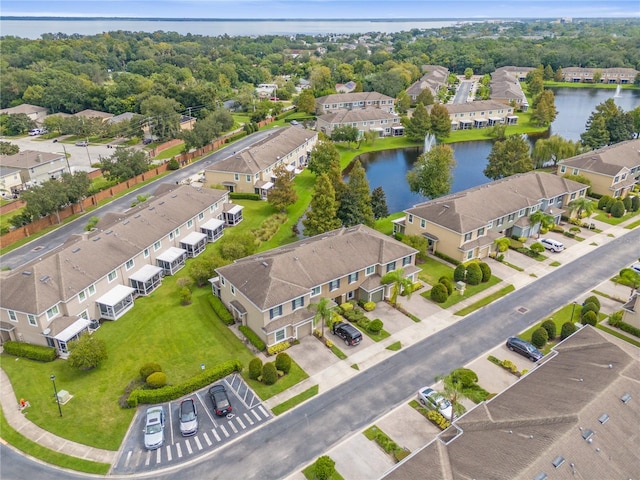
[406,65,449,102]
[212,225,419,347]
[316,108,403,138]
[395,172,588,263]
[0,103,49,125]
[315,92,395,115]
[560,67,639,84]
[490,66,532,111]
[436,100,518,130]
[0,184,231,356]
[0,150,70,187]
[0,166,22,196]
[557,139,640,198]
[204,126,318,198]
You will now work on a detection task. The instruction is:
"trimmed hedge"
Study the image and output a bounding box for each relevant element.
[146,371,167,388]
[614,321,640,338]
[541,320,556,340]
[434,251,461,266]
[368,319,384,334]
[229,192,261,201]
[128,359,242,407]
[531,327,548,348]
[267,341,290,356]
[430,283,449,303]
[3,341,57,362]
[209,296,234,325]
[560,321,577,340]
[262,362,278,385]
[140,362,162,379]
[249,357,263,380]
[239,325,266,351]
[275,352,292,374]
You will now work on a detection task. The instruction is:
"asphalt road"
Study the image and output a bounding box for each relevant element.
[0,127,279,270]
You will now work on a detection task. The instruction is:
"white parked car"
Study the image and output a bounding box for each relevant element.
[417,387,454,421]
[540,238,564,252]
[143,406,165,450]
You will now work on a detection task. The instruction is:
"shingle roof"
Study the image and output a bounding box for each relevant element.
[558,139,640,176]
[442,100,512,115]
[405,172,587,234]
[0,150,65,169]
[0,184,228,314]
[383,326,640,480]
[206,126,316,175]
[316,91,394,106]
[0,104,48,115]
[74,109,114,119]
[317,108,399,124]
[216,225,418,311]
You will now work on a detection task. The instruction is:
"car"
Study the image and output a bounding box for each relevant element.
[28,128,46,136]
[290,120,299,125]
[142,138,153,145]
[75,140,88,147]
[539,238,564,252]
[209,385,232,416]
[506,337,543,362]
[332,321,363,346]
[178,398,198,436]
[417,387,454,421]
[631,263,640,274]
[143,406,165,450]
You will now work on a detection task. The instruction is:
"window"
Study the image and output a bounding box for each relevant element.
[88,285,96,296]
[366,265,375,276]
[570,192,576,200]
[198,212,204,220]
[402,256,411,266]
[174,228,180,236]
[169,231,175,240]
[292,296,304,310]
[144,248,150,258]
[274,328,286,343]
[508,213,515,222]
[125,259,134,270]
[560,165,566,173]
[347,291,355,300]
[386,261,396,273]
[154,240,161,251]
[530,205,537,213]
[311,286,321,297]
[519,209,526,217]
[573,168,579,175]
[79,310,89,320]
[496,218,504,227]
[477,227,485,236]
[220,277,226,286]
[329,279,340,291]
[466,250,473,260]
[108,270,117,282]
[348,272,359,284]
[28,314,37,326]
[234,173,239,181]
[270,305,283,319]
[230,285,235,296]
[8,310,17,322]
[187,219,193,228]
[46,305,59,320]
[614,175,619,183]
[246,175,252,182]
[420,219,426,228]
[408,214,413,223]
[464,232,472,241]
[78,290,86,302]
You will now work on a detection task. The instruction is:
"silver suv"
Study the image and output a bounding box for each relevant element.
[540,238,564,252]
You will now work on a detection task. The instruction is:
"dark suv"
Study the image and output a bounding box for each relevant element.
[332,322,363,346]
[506,337,543,362]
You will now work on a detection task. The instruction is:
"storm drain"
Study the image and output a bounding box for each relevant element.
[516,307,529,314]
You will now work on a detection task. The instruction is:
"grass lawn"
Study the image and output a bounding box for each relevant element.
[421,275,502,309]
[625,218,640,229]
[243,359,309,401]
[154,143,185,160]
[302,458,345,480]
[417,257,454,286]
[271,384,319,416]
[375,212,405,236]
[454,285,515,316]
[1,281,255,450]
[593,209,638,225]
[386,341,402,351]
[361,328,390,342]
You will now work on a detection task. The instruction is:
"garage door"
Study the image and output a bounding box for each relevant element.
[370,289,384,303]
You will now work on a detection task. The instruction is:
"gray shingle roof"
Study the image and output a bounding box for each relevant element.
[316,92,394,106]
[216,225,418,310]
[443,100,512,115]
[406,172,587,234]
[0,150,65,169]
[317,108,399,124]
[558,139,640,176]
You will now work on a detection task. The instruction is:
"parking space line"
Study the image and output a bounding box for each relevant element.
[258,405,269,418]
[236,417,246,429]
[220,425,230,438]
[212,429,221,442]
[195,436,203,450]
[124,450,132,467]
[165,445,172,462]
[203,432,212,446]
[185,439,193,455]
[229,421,238,434]
[176,442,183,459]
[168,405,174,446]
[155,448,162,464]
[145,450,151,466]
[244,413,254,425]
[252,410,261,421]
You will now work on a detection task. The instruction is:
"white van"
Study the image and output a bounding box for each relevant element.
[28,128,46,136]
[540,238,564,252]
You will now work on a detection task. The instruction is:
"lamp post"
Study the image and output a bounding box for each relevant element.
[50,375,62,417]
[571,301,577,322]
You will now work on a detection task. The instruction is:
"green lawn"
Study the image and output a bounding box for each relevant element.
[302,458,345,480]
[454,285,515,316]
[154,143,185,160]
[271,384,319,415]
[417,257,454,286]
[243,359,309,400]
[593,208,639,225]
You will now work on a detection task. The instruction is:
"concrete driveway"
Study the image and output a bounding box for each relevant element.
[287,335,339,377]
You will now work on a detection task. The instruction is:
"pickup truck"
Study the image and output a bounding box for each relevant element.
[332,322,362,346]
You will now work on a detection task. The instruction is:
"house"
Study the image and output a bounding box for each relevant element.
[256,83,278,99]
[0,184,230,356]
[621,293,639,329]
[204,126,318,198]
[179,115,197,131]
[212,225,419,347]
[0,104,49,125]
[106,112,136,125]
[315,92,395,115]
[560,67,639,84]
[437,100,517,130]
[406,65,449,102]
[335,81,357,93]
[490,66,532,111]
[0,166,23,196]
[382,326,640,480]
[0,150,70,187]
[395,172,588,263]
[74,109,114,121]
[316,108,403,138]
[557,139,640,198]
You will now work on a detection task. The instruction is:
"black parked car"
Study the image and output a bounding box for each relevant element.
[332,321,363,346]
[506,337,543,362]
[208,385,232,416]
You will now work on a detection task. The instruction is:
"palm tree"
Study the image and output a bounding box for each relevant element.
[435,372,469,418]
[529,210,554,238]
[619,268,640,296]
[308,297,332,339]
[568,197,595,222]
[381,268,413,307]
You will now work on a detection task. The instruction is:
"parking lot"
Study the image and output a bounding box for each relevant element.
[112,374,270,474]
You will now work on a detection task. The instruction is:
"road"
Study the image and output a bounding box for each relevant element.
[452,80,473,104]
[3,226,636,480]
[0,128,279,270]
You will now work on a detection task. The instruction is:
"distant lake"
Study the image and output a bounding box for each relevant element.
[0,18,462,39]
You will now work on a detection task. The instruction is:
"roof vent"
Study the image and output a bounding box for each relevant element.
[582,429,594,441]
[621,393,631,404]
[134,214,141,218]
[93,236,101,242]
[159,201,165,205]
[171,194,177,198]
[262,262,268,267]
[72,247,81,253]
[552,456,565,468]
[534,473,548,480]
[123,220,129,225]
[22,271,32,276]
[39,275,50,283]
[105,230,113,235]
[598,414,609,424]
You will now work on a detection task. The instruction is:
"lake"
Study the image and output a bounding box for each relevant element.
[355,88,640,214]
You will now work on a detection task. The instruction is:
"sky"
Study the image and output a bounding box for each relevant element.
[1,0,638,19]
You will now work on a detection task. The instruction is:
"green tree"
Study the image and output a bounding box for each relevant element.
[580,114,610,149]
[543,65,555,80]
[68,335,108,371]
[484,135,533,180]
[219,231,258,260]
[619,268,640,295]
[59,171,91,212]
[344,160,374,227]
[331,125,359,148]
[295,89,316,114]
[1,113,35,135]
[402,103,430,141]
[567,197,595,219]
[303,173,341,236]
[313,456,336,480]
[309,65,333,94]
[415,88,435,106]
[370,186,389,219]
[435,371,469,418]
[609,199,625,218]
[0,141,19,155]
[362,70,408,98]
[526,69,544,98]
[99,147,150,182]
[429,103,452,140]
[140,95,182,141]
[308,141,340,176]
[308,297,333,339]
[530,90,558,127]
[396,90,411,114]
[529,210,554,237]
[381,268,413,306]
[267,163,298,212]
[407,144,455,199]
[181,110,233,149]
[189,254,227,287]
[532,135,581,167]
[464,67,474,79]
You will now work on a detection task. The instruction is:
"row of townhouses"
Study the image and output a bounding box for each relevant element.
[0,150,69,190]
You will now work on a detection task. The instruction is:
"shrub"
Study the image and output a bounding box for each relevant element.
[434,251,460,265]
[597,195,612,210]
[262,362,278,385]
[610,200,625,218]
[167,158,180,170]
[357,317,371,331]
[466,263,482,285]
[631,195,640,212]
[540,319,556,340]
[581,302,599,318]
[275,352,292,374]
[617,321,640,338]
[581,310,598,326]
[368,319,384,334]
[179,286,192,305]
[438,276,454,295]
[583,295,601,311]
[426,410,451,430]
[146,371,167,388]
[530,242,545,253]
[430,283,449,303]
[2,341,57,362]
[140,362,162,379]
[560,321,577,340]
[239,325,266,351]
[340,302,354,312]
[531,328,548,348]
[450,368,478,388]
[453,264,466,282]
[248,357,263,380]
[313,456,336,480]
[478,262,491,282]
[267,341,290,356]
[362,301,376,312]
[208,296,234,325]
[608,310,623,327]
[623,196,632,211]
[229,192,261,201]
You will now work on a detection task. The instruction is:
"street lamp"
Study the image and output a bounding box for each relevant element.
[571,301,577,322]
[50,375,62,417]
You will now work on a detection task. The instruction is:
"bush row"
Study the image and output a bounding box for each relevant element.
[127,359,242,407]
[426,410,451,430]
[488,355,521,377]
[608,311,640,338]
[433,251,461,266]
[3,341,57,362]
[229,192,261,201]
[209,296,234,325]
[267,341,290,356]
[239,325,266,351]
